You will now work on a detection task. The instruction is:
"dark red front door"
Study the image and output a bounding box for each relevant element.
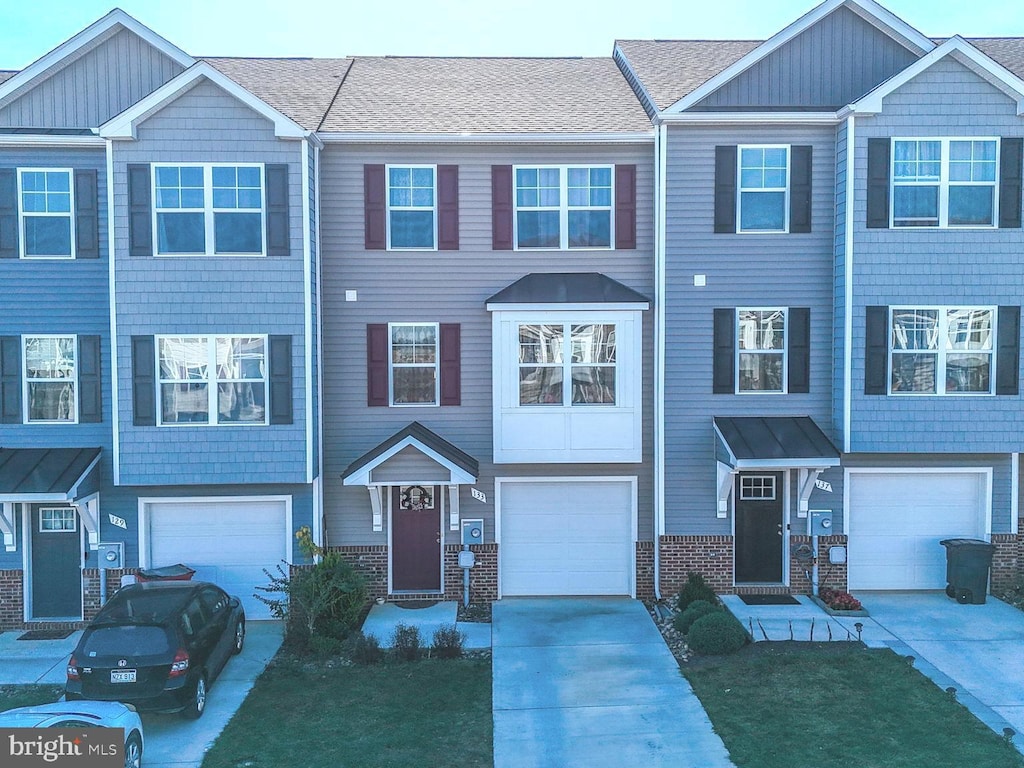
[392,486,441,591]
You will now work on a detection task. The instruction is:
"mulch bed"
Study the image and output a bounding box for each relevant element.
[456,602,491,623]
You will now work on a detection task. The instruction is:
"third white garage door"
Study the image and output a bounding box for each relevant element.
[498,479,635,597]
[145,498,290,619]
[847,471,989,590]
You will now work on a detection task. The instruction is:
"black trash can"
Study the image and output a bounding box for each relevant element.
[136,563,195,582]
[939,539,995,605]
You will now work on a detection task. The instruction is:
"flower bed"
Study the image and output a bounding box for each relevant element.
[811,588,869,617]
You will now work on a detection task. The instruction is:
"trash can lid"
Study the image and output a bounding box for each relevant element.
[939,538,994,549]
[137,563,196,579]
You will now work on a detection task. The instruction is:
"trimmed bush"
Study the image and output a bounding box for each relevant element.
[392,623,421,662]
[673,599,722,635]
[431,624,466,659]
[310,634,343,658]
[676,571,719,612]
[687,611,749,656]
[350,632,383,665]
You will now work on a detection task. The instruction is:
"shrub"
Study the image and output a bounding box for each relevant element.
[310,634,344,658]
[819,587,863,611]
[392,623,421,662]
[676,571,719,612]
[687,612,749,655]
[431,624,466,659]
[673,599,721,635]
[349,632,383,665]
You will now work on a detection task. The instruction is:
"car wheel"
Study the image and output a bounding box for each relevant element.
[232,619,245,655]
[183,673,207,720]
[124,731,142,768]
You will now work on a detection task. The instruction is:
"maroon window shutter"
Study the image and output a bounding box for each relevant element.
[439,324,461,406]
[437,165,459,250]
[614,165,637,249]
[364,165,386,250]
[492,165,513,250]
[367,324,389,406]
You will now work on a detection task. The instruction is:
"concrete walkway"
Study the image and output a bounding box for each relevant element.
[361,601,491,649]
[492,598,733,768]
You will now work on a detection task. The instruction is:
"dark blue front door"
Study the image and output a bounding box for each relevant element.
[30,506,81,618]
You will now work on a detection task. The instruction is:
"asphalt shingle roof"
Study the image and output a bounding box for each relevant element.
[0,71,16,85]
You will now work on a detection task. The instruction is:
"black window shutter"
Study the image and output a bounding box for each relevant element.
[614,164,637,249]
[437,165,459,250]
[78,335,102,423]
[491,165,514,250]
[131,336,156,425]
[999,137,1023,229]
[265,164,290,256]
[0,336,22,423]
[74,169,100,258]
[269,335,293,424]
[713,309,735,394]
[439,323,461,406]
[0,169,18,259]
[788,308,810,393]
[996,305,1020,395]
[864,306,889,395]
[866,139,891,229]
[714,146,737,234]
[127,164,152,257]
[789,146,812,234]
[364,165,386,250]
[367,324,389,406]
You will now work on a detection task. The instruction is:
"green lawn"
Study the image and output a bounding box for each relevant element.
[0,684,64,711]
[685,643,1024,768]
[201,656,492,768]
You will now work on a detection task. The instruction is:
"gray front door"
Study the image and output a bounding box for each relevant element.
[734,473,785,583]
[30,506,81,618]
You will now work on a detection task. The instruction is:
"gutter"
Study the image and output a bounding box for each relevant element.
[653,118,668,602]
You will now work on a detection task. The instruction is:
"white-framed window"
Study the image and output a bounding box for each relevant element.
[891,138,999,228]
[890,307,995,395]
[739,475,776,501]
[514,165,613,249]
[18,168,74,258]
[737,308,787,393]
[518,322,617,406]
[389,323,439,406]
[157,335,268,425]
[23,335,77,423]
[39,507,77,532]
[153,164,265,255]
[387,166,436,249]
[738,146,789,233]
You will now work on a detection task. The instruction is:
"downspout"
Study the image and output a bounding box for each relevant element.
[653,119,668,602]
[105,138,120,485]
[843,115,855,454]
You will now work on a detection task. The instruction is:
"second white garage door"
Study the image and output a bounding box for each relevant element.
[847,471,989,590]
[145,498,290,619]
[498,479,635,597]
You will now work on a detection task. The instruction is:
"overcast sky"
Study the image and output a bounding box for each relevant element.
[2,0,1023,69]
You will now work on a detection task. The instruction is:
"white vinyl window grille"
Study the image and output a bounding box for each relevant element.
[514,166,613,249]
[387,166,436,249]
[892,139,998,228]
[23,335,77,423]
[518,323,616,406]
[890,307,994,395]
[738,146,789,233]
[39,507,77,532]
[154,164,264,255]
[158,335,268,425]
[18,169,74,258]
[389,323,439,406]
[737,309,787,393]
[739,476,776,501]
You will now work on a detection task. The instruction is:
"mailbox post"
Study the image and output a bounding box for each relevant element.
[460,519,483,607]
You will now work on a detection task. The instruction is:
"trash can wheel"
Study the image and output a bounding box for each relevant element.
[956,588,973,605]
[945,584,956,598]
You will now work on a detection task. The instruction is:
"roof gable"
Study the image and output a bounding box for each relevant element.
[342,423,479,486]
[485,273,650,309]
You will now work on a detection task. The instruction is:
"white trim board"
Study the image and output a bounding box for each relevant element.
[386,485,446,596]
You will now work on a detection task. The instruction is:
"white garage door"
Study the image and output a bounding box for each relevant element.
[146,499,289,619]
[499,480,634,596]
[848,472,988,590]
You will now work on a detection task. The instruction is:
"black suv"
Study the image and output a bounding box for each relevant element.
[66,581,245,718]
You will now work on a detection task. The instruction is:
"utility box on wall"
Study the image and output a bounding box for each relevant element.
[810,510,833,537]
[97,542,124,569]
[461,519,483,546]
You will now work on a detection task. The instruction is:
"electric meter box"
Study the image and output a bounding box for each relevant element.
[810,510,833,537]
[461,519,484,546]
[97,541,124,569]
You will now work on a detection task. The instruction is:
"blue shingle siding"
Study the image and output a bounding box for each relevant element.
[111,81,309,485]
[850,57,1024,453]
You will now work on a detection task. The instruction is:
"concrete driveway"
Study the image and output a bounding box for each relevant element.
[492,598,733,768]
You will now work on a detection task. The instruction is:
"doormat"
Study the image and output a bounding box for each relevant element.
[17,629,74,641]
[393,600,438,610]
[739,594,800,606]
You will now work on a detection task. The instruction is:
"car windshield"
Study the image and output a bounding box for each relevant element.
[94,590,186,624]
[80,625,172,657]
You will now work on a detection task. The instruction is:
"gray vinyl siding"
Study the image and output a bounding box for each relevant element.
[693,7,919,111]
[370,448,455,484]
[662,125,837,536]
[112,81,309,486]
[850,57,1024,453]
[320,142,655,547]
[0,28,184,129]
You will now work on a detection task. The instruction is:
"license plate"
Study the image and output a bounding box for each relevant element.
[110,670,136,684]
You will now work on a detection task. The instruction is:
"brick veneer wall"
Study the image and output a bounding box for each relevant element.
[990,534,1020,594]
[334,545,388,600]
[0,570,23,629]
[83,568,138,620]
[635,541,654,600]
[659,536,734,597]
[788,535,849,594]
[443,544,498,603]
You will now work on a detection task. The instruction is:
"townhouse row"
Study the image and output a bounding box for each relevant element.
[1,0,1022,627]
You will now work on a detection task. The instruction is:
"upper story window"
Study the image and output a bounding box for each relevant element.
[892,139,998,228]
[18,169,74,258]
[890,307,994,395]
[23,335,76,423]
[390,323,439,405]
[514,166,613,249]
[518,323,616,406]
[387,166,436,249]
[158,335,267,425]
[737,309,787,393]
[154,164,264,255]
[738,146,789,233]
